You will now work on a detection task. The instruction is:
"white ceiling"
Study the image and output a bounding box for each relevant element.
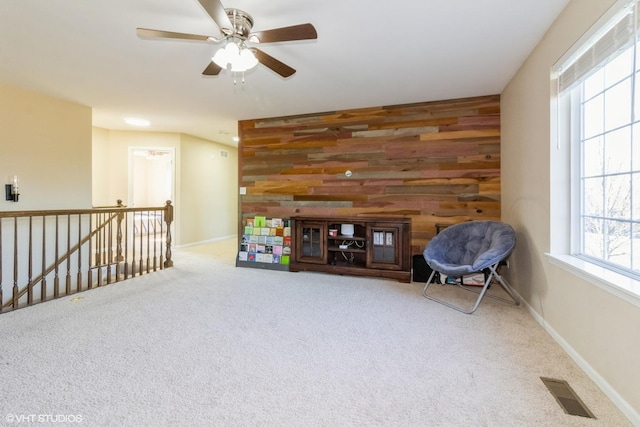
[0,0,569,147]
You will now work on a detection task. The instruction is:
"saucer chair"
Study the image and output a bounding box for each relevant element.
[422,220,519,314]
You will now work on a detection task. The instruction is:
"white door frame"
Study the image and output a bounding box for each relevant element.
[127,146,176,208]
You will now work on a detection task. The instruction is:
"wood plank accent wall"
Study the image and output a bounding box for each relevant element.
[238,94,501,256]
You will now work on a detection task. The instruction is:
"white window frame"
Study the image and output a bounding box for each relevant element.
[549,0,640,308]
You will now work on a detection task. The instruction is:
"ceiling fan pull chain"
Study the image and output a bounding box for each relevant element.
[232,71,246,85]
[232,72,246,85]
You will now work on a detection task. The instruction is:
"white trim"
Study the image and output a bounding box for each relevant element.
[174,234,237,249]
[546,253,640,308]
[518,288,640,426]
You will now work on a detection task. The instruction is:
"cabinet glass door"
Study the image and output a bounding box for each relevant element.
[368,226,401,269]
[296,222,326,264]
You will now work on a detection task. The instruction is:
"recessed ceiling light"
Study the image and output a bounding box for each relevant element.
[124,117,150,127]
[233,136,239,142]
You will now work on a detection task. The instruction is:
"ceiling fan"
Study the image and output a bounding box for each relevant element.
[137,0,317,78]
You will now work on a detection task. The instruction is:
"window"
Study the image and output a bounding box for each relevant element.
[579,46,637,274]
[553,0,640,286]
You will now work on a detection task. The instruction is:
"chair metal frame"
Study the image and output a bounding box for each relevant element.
[422,262,519,314]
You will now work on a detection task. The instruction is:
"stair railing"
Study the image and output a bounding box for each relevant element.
[0,200,174,313]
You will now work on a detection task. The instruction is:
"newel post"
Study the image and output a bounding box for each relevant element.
[164,200,174,268]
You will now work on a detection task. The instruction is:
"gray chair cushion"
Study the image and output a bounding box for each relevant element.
[423,221,515,277]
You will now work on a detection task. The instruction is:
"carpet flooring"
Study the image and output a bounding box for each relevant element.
[0,238,631,426]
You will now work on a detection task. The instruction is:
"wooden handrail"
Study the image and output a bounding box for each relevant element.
[0,205,169,219]
[0,200,174,312]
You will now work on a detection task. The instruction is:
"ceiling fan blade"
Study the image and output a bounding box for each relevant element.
[197,0,232,31]
[137,28,211,42]
[249,23,317,44]
[254,49,296,78]
[202,61,223,76]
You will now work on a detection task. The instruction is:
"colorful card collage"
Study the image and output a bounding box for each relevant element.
[238,216,291,265]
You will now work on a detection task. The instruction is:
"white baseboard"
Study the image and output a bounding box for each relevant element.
[515,290,640,426]
[174,235,237,249]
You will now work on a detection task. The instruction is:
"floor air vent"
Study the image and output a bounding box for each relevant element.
[540,377,596,419]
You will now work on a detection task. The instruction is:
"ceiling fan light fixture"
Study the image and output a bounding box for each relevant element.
[212,42,235,67]
[233,48,258,72]
[212,41,258,72]
[211,49,226,68]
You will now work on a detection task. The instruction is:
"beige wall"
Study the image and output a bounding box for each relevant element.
[502,0,640,422]
[179,134,238,245]
[0,83,92,209]
[91,128,238,246]
[92,127,110,205]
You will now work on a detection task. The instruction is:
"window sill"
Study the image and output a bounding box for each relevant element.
[546,253,640,308]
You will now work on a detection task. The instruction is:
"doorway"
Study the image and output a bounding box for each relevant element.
[128,147,175,208]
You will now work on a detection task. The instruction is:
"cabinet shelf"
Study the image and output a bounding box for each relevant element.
[328,246,366,253]
[329,235,366,241]
[290,216,411,283]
